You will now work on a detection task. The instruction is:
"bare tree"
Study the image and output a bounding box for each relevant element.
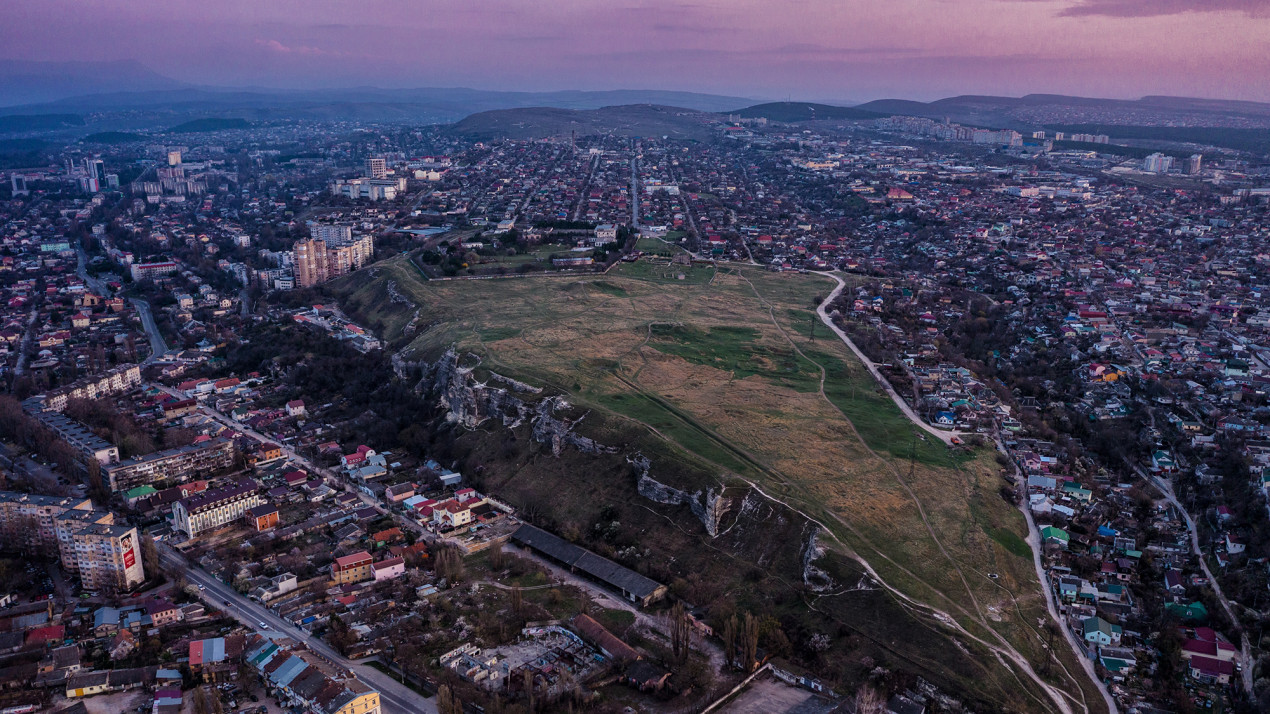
[722,614,738,671]
[670,601,691,663]
[853,685,885,714]
[742,612,759,674]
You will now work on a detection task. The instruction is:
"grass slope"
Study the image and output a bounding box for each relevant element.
[328,256,1106,712]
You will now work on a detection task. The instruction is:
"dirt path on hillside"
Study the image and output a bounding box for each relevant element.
[733,268,1088,714]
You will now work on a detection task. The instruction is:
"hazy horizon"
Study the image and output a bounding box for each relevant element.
[5,0,1270,104]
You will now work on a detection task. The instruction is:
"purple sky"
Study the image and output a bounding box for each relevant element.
[6,0,1270,102]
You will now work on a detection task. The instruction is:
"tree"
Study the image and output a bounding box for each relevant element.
[742,611,759,673]
[437,684,462,714]
[511,586,524,617]
[434,545,465,583]
[670,601,691,663]
[722,614,738,671]
[853,685,885,714]
[140,534,160,580]
[327,613,356,655]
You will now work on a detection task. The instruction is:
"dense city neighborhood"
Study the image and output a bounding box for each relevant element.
[0,94,1268,714]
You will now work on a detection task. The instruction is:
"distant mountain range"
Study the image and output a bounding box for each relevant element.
[3,59,1270,149]
[449,104,719,141]
[0,61,759,126]
[852,93,1270,128]
[0,60,188,107]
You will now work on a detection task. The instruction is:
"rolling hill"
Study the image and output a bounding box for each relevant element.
[448,104,718,141]
[0,113,85,133]
[729,101,881,122]
[323,253,1109,713]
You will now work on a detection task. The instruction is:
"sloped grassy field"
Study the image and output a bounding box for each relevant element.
[330,254,1106,713]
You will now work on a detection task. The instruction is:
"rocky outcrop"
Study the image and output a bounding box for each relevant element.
[417,349,610,454]
[631,454,733,537]
[531,397,613,456]
[428,348,533,429]
[801,529,835,592]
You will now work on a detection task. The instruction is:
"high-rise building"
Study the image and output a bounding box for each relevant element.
[10,174,28,196]
[0,492,145,592]
[1143,153,1173,173]
[294,238,329,288]
[1187,154,1203,175]
[294,232,374,287]
[84,158,104,181]
[168,150,182,166]
[366,157,388,179]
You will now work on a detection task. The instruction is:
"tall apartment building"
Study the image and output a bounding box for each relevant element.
[366,157,388,179]
[1143,152,1174,173]
[103,438,236,493]
[0,491,96,553]
[1187,153,1203,175]
[293,234,374,288]
[172,479,265,539]
[0,492,145,591]
[31,364,142,412]
[293,238,329,288]
[56,509,146,591]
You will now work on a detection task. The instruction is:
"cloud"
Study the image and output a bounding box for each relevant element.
[1048,0,1270,17]
[254,39,340,56]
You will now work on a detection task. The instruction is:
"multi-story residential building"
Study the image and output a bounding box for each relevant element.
[24,408,119,470]
[293,234,374,287]
[0,491,96,553]
[103,438,236,493]
[31,364,142,412]
[129,261,179,282]
[365,157,388,179]
[246,637,381,714]
[56,510,146,592]
[331,551,374,584]
[309,222,353,243]
[330,177,404,201]
[172,480,264,539]
[293,238,329,288]
[0,492,144,591]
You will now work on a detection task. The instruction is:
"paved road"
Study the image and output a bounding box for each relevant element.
[12,307,38,377]
[76,245,111,297]
[160,545,436,714]
[131,298,169,362]
[815,272,962,445]
[1141,468,1255,697]
[153,382,433,541]
[630,154,640,229]
[999,439,1119,714]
